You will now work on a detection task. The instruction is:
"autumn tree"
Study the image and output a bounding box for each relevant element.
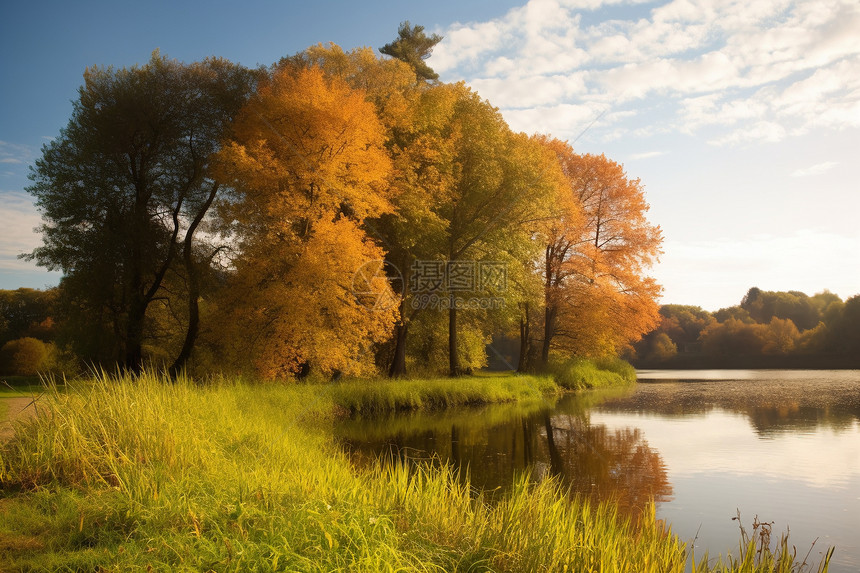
[535,140,662,368]
[700,318,767,356]
[379,21,443,82]
[282,43,437,376]
[212,64,397,378]
[25,52,254,371]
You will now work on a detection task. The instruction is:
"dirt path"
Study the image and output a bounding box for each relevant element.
[0,397,40,441]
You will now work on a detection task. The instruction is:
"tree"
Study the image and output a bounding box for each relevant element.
[25,52,254,372]
[700,318,767,356]
[379,21,443,82]
[211,64,397,378]
[762,317,800,355]
[536,141,662,366]
[430,90,562,375]
[740,287,819,330]
[0,288,57,347]
[280,43,426,376]
[645,332,678,362]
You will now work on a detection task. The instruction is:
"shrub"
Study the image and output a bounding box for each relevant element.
[0,337,53,376]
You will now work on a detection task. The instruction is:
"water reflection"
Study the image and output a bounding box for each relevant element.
[615,369,860,436]
[337,370,860,572]
[336,388,672,515]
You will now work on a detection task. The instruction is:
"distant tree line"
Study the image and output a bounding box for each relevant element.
[10,24,664,379]
[631,287,860,368]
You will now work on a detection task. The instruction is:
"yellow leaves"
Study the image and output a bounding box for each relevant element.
[215,65,392,225]
[252,218,396,378]
[212,63,398,379]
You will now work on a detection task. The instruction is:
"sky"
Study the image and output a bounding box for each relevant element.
[1,0,858,311]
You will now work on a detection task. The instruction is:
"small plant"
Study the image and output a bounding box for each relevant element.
[692,511,834,573]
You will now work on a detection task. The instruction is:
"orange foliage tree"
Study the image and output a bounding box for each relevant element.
[533,139,662,368]
[212,65,397,378]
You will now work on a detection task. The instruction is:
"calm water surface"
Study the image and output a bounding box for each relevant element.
[337,370,860,572]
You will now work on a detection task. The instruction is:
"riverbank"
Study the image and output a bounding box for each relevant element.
[0,372,830,571]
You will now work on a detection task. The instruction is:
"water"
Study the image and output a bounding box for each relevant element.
[337,370,860,572]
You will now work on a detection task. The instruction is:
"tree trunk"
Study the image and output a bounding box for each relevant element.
[125,299,145,374]
[544,415,564,477]
[540,304,557,370]
[170,183,220,378]
[388,304,409,378]
[169,252,200,378]
[448,296,461,376]
[517,303,531,373]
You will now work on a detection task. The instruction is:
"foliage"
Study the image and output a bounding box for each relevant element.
[0,337,53,376]
[741,287,820,331]
[211,65,397,378]
[0,288,58,347]
[635,288,859,365]
[379,21,443,82]
[644,332,678,362]
[22,27,672,379]
[25,52,255,371]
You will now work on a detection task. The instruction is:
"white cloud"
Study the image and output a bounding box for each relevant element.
[790,161,838,178]
[0,191,44,271]
[0,140,32,167]
[429,0,860,144]
[630,151,667,160]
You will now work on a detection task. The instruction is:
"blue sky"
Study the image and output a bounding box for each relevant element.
[1,0,858,310]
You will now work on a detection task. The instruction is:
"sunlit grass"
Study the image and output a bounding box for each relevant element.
[328,374,559,415]
[0,372,831,571]
[549,356,637,390]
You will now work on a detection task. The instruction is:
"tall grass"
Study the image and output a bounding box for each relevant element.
[0,372,830,572]
[328,374,558,415]
[549,356,637,390]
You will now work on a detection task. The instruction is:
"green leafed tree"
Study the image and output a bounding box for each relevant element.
[380,21,443,82]
[25,52,255,372]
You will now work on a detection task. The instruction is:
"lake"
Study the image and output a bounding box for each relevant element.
[337,370,860,572]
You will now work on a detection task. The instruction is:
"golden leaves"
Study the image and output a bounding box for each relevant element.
[213,64,397,378]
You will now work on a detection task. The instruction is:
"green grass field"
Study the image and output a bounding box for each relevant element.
[0,372,831,572]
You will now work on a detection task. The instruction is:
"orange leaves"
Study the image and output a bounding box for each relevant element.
[215,65,392,227]
[212,64,397,379]
[237,218,396,379]
[538,139,663,359]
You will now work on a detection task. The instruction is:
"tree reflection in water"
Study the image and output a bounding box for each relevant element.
[337,395,672,518]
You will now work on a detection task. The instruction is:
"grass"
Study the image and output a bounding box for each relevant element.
[548,356,638,390]
[0,372,832,572]
[327,374,559,415]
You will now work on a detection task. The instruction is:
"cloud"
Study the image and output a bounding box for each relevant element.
[0,191,44,271]
[630,151,667,160]
[0,140,33,167]
[790,161,838,177]
[429,0,860,144]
